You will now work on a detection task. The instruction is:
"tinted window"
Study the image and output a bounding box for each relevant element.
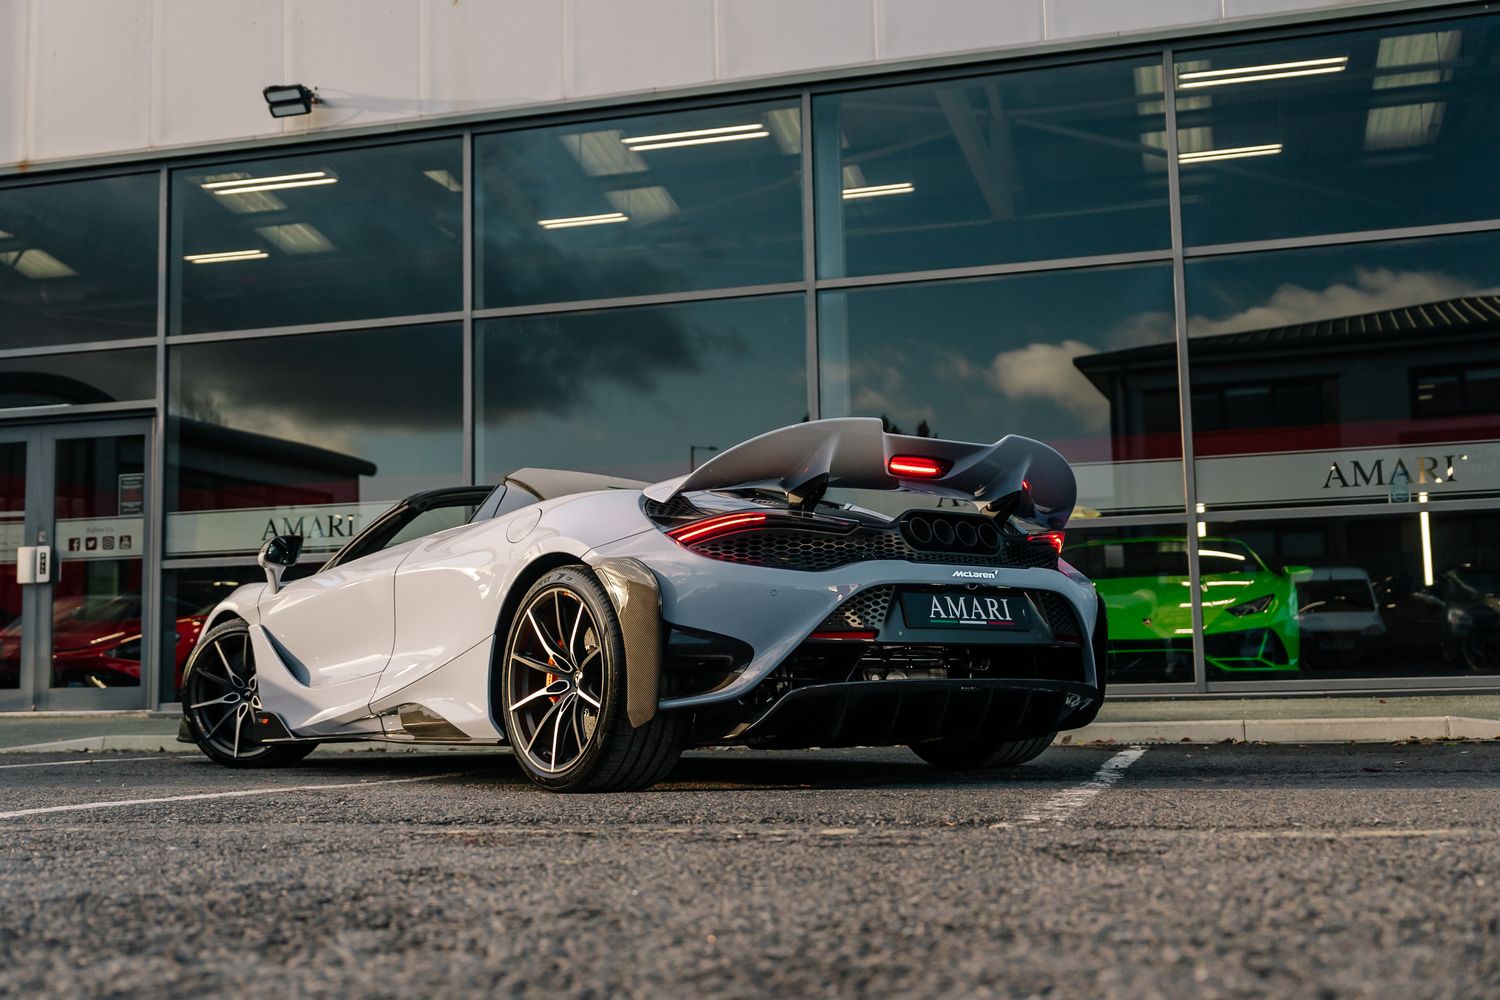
[1177,15,1500,245]
[820,263,1181,515]
[815,57,1170,278]
[171,140,462,334]
[1182,232,1500,509]
[1209,510,1500,679]
[478,295,807,483]
[0,174,158,349]
[476,102,802,307]
[165,324,463,558]
[0,348,155,410]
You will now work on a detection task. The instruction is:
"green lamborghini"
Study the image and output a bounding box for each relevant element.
[1066,536,1301,680]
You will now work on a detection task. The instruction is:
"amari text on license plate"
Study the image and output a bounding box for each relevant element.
[900,590,1031,631]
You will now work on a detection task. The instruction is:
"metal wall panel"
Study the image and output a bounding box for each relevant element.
[875,0,1045,60]
[422,0,565,112]
[156,0,283,148]
[718,0,875,79]
[1046,0,1224,39]
[28,0,152,161]
[565,0,716,97]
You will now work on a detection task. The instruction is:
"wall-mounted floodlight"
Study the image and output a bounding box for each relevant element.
[263,84,318,119]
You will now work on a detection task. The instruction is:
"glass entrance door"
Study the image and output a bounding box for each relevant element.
[0,419,152,711]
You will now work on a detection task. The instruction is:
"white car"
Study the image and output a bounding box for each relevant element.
[1296,567,1385,665]
[180,418,1106,792]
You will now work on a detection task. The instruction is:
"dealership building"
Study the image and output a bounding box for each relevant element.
[2,0,1498,711]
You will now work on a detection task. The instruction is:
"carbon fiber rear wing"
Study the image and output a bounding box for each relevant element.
[643,418,1076,530]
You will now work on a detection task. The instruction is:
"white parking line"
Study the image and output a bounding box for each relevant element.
[0,756,190,770]
[994,746,1148,828]
[0,771,466,820]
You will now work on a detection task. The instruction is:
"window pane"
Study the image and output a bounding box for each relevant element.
[1067,524,1194,684]
[478,295,806,482]
[476,102,802,307]
[0,348,155,410]
[815,57,1170,278]
[171,140,462,334]
[820,263,1182,516]
[1198,510,1500,681]
[1182,232,1500,510]
[1177,14,1500,245]
[0,174,157,349]
[165,324,463,557]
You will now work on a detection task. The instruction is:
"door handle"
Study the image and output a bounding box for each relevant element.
[16,545,52,584]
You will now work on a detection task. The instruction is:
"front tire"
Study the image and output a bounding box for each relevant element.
[181,619,317,768]
[910,732,1055,771]
[500,567,685,792]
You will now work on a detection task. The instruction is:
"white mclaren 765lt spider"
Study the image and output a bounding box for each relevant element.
[180,418,1107,792]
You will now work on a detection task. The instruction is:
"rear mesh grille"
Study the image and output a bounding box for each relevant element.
[690,525,1055,572]
[1030,591,1083,639]
[818,586,896,631]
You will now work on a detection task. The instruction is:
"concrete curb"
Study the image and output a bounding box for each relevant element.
[1056,715,1500,745]
[4,716,1500,754]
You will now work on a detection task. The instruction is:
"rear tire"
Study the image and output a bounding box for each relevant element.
[500,566,685,792]
[181,619,318,768]
[910,732,1055,771]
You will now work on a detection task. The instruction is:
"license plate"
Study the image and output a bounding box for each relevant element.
[900,590,1032,631]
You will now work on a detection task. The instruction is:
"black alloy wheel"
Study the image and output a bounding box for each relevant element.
[182,619,316,768]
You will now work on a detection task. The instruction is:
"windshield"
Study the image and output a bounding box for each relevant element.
[1449,569,1500,596]
[1068,538,1265,579]
[1299,580,1376,614]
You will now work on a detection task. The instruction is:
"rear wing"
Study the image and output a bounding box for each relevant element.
[643,418,1076,530]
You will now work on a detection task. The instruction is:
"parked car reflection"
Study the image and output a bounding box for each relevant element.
[1067,536,1302,682]
[1295,567,1385,667]
[0,596,206,691]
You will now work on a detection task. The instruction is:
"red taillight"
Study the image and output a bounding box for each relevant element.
[887,455,949,478]
[1028,531,1065,554]
[667,511,767,544]
[808,630,878,641]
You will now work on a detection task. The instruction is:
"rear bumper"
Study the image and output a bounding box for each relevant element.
[699,677,1101,749]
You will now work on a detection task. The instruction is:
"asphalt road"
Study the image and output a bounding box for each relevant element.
[1,743,1498,999]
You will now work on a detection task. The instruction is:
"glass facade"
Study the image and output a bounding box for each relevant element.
[2,5,1498,706]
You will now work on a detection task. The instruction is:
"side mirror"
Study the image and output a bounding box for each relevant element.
[258,534,303,594]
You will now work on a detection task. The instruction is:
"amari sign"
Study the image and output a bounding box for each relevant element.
[1196,440,1492,508]
[166,503,391,557]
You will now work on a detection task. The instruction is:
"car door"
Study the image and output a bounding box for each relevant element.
[256,487,493,731]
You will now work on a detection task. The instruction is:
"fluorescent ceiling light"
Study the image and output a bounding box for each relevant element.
[620,124,770,151]
[255,222,335,254]
[183,249,269,264]
[842,182,915,200]
[622,123,763,145]
[203,171,328,190]
[0,248,76,279]
[213,177,337,195]
[422,169,463,192]
[1178,56,1347,89]
[1178,142,1283,164]
[203,171,337,195]
[537,212,629,230]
